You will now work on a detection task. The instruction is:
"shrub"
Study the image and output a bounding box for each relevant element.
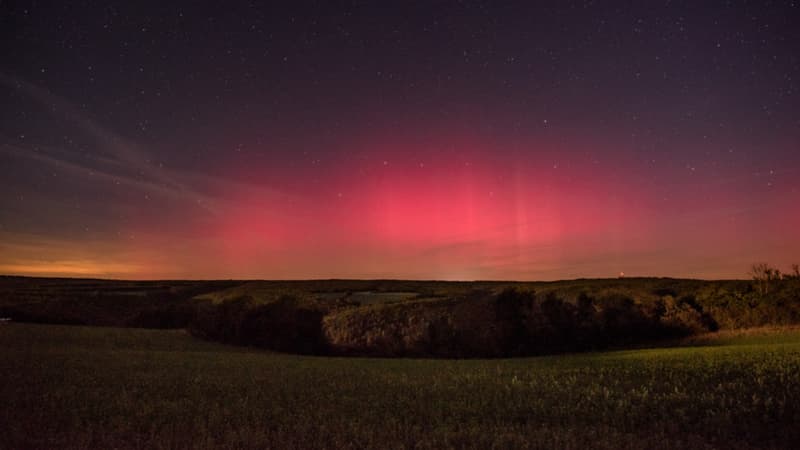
[189,295,328,354]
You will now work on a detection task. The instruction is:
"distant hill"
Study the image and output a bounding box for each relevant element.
[2,275,799,357]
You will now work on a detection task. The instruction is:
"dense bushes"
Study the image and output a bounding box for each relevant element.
[323,290,509,357]
[696,277,800,328]
[2,275,799,358]
[158,279,797,358]
[492,289,717,354]
[189,295,329,354]
[321,288,721,358]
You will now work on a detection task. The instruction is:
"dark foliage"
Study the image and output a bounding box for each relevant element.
[489,288,714,356]
[189,296,328,354]
[1,273,799,358]
[0,277,239,328]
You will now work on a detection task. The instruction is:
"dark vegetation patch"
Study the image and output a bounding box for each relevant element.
[2,274,799,357]
[0,276,240,327]
[189,295,329,354]
[321,288,721,357]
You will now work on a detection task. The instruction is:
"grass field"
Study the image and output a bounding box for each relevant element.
[2,323,799,449]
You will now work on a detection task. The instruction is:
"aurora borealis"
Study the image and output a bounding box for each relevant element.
[1,1,798,280]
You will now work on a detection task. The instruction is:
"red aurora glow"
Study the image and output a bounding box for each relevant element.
[88,133,796,281]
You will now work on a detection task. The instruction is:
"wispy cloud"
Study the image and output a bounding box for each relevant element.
[0,73,293,214]
[0,141,217,206]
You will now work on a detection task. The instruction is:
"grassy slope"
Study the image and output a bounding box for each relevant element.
[2,324,799,449]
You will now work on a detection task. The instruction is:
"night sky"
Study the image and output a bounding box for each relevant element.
[1,1,798,280]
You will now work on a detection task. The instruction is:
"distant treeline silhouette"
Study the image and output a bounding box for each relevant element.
[1,265,799,357]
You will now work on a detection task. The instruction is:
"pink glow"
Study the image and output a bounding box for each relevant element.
[37,132,793,280]
[122,135,657,279]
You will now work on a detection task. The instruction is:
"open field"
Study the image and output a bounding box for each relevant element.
[2,323,799,449]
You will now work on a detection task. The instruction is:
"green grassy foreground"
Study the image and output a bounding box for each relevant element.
[2,324,799,449]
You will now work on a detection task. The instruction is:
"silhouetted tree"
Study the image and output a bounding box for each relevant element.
[750,263,781,295]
